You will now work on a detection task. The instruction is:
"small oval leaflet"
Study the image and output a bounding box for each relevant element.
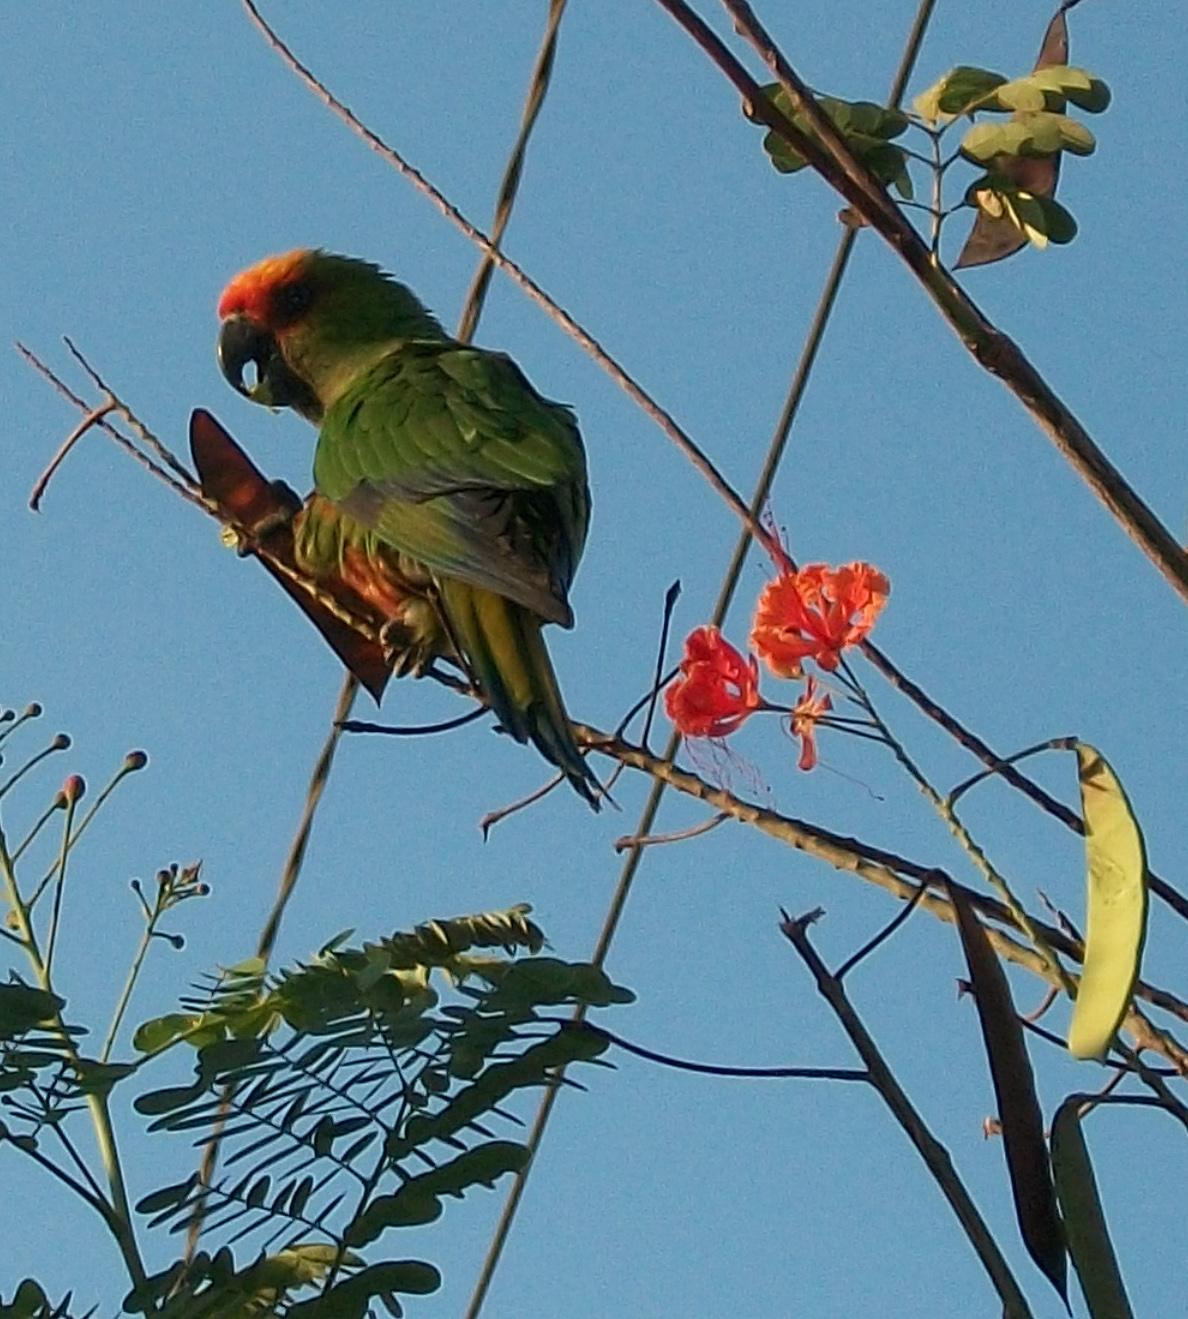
[1067,744,1148,1060]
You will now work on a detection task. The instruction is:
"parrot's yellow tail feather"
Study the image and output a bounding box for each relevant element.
[439,580,601,810]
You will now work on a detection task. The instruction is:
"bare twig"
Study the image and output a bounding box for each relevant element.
[340,708,488,738]
[655,0,1188,606]
[479,773,565,840]
[574,721,1188,1062]
[456,0,570,342]
[238,0,781,564]
[568,1019,867,1083]
[613,811,729,854]
[782,909,1034,1318]
[28,400,114,510]
[834,873,933,981]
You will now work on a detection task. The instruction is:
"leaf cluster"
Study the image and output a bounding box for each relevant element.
[749,57,1110,260]
[122,907,631,1315]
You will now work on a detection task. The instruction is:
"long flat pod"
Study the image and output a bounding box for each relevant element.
[1067,744,1148,1061]
[949,883,1067,1304]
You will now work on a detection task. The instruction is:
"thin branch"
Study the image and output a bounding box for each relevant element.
[659,0,1188,606]
[63,337,199,489]
[479,773,565,839]
[613,811,729,854]
[239,0,780,564]
[574,721,1188,1064]
[834,873,933,981]
[339,708,487,738]
[28,400,114,511]
[0,832,148,1292]
[3,1128,114,1222]
[186,675,359,1263]
[43,793,79,976]
[567,1020,868,1082]
[861,641,1188,924]
[17,342,209,514]
[456,0,570,342]
[781,909,1034,1319]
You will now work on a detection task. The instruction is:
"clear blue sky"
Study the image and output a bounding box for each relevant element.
[3,3,1186,1316]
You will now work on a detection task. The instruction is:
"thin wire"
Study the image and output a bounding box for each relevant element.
[463,5,940,1313]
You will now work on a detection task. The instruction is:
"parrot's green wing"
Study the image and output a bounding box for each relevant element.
[313,343,589,627]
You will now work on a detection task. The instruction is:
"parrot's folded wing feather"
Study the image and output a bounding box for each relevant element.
[315,344,590,626]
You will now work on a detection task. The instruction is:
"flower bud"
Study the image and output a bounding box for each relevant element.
[58,774,86,806]
[123,750,149,772]
[51,733,71,752]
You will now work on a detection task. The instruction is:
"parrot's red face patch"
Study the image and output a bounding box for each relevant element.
[218,249,315,330]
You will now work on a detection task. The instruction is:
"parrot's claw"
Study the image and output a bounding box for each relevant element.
[379,618,434,678]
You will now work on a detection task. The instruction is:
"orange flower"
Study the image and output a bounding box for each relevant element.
[791,677,832,771]
[665,626,761,738]
[751,561,889,675]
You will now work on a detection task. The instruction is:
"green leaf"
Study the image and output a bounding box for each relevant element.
[968,184,1077,250]
[1051,1098,1135,1318]
[749,88,910,186]
[0,984,64,1039]
[132,1012,203,1054]
[955,11,1071,270]
[347,1142,528,1246]
[481,958,635,1010]
[912,66,1007,122]
[69,1058,136,1096]
[1,1279,50,1318]
[948,883,1067,1304]
[197,1036,264,1079]
[961,111,1094,165]
[133,1080,207,1116]
[287,1261,440,1317]
[1068,744,1149,1061]
[135,1174,200,1215]
[246,1174,271,1208]
[993,66,1111,114]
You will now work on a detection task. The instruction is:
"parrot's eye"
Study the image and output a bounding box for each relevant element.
[272,281,313,323]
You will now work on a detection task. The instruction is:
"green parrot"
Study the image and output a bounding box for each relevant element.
[216,248,599,808]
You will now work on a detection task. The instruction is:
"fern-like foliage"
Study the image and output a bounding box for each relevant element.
[126,906,633,1316]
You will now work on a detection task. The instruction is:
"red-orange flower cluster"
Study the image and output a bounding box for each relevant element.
[664,626,761,739]
[751,562,889,676]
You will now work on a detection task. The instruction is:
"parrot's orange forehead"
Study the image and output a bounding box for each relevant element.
[217,249,314,323]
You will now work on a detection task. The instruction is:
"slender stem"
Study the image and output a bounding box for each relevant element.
[834,875,932,980]
[0,830,148,1293]
[572,722,1188,1068]
[29,759,142,912]
[258,675,359,965]
[659,0,1188,606]
[781,911,1034,1319]
[928,127,944,258]
[456,0,569,342]
[44,795,78,975]
[860,640,1188,924]
[185,674,359,1263]
[6,1130,114,1220]
[0,738,70,801]
[101,897,161,1064]
[842,662,1071,991]
[564,1021,868,1082]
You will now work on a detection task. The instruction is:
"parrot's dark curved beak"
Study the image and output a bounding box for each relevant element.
[217,315,321,419]
[217,315,276,399]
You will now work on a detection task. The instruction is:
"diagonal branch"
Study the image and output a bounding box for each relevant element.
[781,909,1034,1319]
[652,0,1188,606]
